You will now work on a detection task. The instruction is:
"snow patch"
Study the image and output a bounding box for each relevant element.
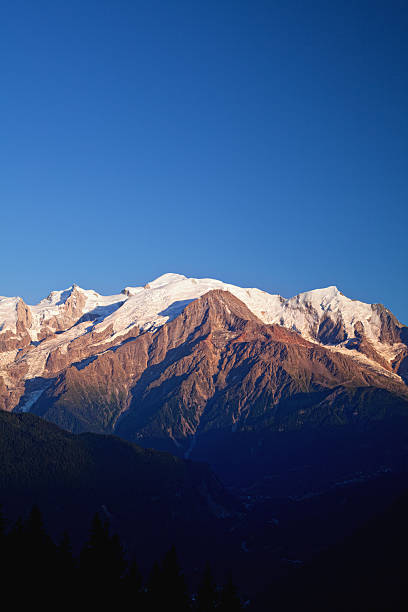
[17,388,46,413]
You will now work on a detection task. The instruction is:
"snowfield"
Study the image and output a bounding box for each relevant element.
[0,273,406,381]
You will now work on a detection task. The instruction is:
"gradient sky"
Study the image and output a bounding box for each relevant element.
[1,1,407,321]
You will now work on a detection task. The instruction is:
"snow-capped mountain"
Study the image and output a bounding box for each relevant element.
[0,273,407,446]
[1,273,406,375]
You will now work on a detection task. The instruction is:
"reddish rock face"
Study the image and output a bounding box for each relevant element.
[373,303,407,345]
[16,298,32,333]
[0,299,32,352]
[22,290,408,453]
[393,346,408,383]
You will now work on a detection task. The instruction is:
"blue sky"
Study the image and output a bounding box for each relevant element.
[1,1,407,321]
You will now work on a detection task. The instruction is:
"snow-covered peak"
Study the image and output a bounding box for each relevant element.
[41,285,78,306]
[290,286,349,315]
[289,285,367,317]
[274,285,382,345]
[297,285,341,303]
[21,284,124,340]
[148,273,188,289]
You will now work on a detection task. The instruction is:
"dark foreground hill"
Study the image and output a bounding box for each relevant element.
[0,410,237,572]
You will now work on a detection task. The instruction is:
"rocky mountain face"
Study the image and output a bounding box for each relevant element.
[0,274,407,462]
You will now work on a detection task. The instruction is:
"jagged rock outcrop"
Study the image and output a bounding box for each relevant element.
[16,298,32,333]
[373,303,408,345]
[393,347,408,384]
[316,314,347,344]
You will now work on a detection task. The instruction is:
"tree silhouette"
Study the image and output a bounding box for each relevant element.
[109,532,127,581]
[195,562,218,611]
[123,557,144,607]
[56,530,77,601]
[146,560,163,611]
[24,506,57,585]
[146,547,191,611]
[161,546,190,611]
[218,574,242,612]
[80,512,127,606]
[0,503,249,611]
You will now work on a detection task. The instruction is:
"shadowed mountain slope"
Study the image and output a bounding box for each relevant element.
[0,410,236,568]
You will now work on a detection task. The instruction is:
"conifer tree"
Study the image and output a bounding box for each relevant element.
[161,546,190,612]
[50,530,78,605]
[218,574,242,612]
[146,548,191,611]
[127,558,143,592]
[24,505,44,549]
[80,512,127,605]
[146,560,163,612]
[24,505,56,579]
[15,507,57,605]
[195,562,218,611]
[109,531,127,581]
[56,530,77,594]
[124,558,144,608]
[80,512,110,578]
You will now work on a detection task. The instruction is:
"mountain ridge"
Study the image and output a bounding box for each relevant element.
[14,288,407,456]
[0,273,407,442]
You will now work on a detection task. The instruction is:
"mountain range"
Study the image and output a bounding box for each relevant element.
[1,274,406,449]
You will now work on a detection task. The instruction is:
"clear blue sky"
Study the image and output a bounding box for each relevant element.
[1,1,407,321]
